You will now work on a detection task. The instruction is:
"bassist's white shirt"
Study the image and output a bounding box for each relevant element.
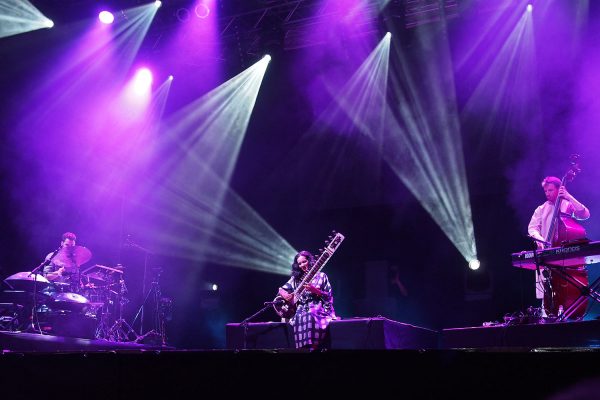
[527,200,581,244]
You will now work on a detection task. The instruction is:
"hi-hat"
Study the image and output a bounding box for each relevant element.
[52,245,92,267]
[4,271,50,284]
[3,271,50,292]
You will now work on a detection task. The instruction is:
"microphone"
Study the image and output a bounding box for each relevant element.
[264,299,285,306]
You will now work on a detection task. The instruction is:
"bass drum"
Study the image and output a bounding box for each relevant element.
[543,267,589,319]
[37,292,97,339]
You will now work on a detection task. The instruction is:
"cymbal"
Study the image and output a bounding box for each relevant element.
[5,271,50,283]
[83,271,107,282]
[52,245,92,268]
[3,271,50,292]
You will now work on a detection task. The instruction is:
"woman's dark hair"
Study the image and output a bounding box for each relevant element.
[291,250,315,279]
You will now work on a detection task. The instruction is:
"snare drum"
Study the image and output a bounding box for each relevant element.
[51,292,90,313]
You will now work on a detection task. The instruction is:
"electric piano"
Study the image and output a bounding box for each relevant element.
[511,241,600,270]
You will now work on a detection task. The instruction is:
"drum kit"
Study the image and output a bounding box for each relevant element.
[0,245,134,341]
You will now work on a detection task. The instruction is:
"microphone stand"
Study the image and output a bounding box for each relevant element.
[124,236,153,336]
[27,246,61,334]
[239,300,283,349]
[528,236,554,318]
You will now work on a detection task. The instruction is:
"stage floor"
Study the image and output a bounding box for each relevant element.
[4,317,600,353]
[2,321,600,399]
[442,319,600,349]
[226,316,600,351]
[0,343,598,399]
[0,330,170,352]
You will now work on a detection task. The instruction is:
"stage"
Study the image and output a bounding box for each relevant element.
[225,316,600,351]
[5,316,597,353]
[0,330,169,352]
[442,319,600,349]
[0,342,599,399]
[226,317,439,350]
[2,318,600,399]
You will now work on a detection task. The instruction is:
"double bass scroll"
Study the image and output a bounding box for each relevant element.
[545,154,587,248]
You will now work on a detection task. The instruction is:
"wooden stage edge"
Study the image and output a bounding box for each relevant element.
[226,317,600,351]
[2,320,600,399]
[2,317,600,353]
[1,330,600,399]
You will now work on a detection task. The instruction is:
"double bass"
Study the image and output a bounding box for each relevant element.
[542,155,589,319]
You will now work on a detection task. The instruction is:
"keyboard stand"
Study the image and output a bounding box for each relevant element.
[546,265,600,321]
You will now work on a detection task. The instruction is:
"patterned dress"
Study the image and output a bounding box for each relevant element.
[280,271,336,349]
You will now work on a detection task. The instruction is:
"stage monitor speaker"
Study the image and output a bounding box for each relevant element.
[226,322,294,349]
[328,317,439,350]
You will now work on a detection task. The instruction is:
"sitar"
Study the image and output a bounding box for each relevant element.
[273,231,345,319]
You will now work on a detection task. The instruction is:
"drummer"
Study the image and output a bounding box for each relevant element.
[43,232,82,292]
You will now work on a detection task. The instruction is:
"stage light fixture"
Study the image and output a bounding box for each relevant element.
[527,4,533,12]
[98,11,114,24]
[175,8,190,22]
[468,259,481,271]
[0,0,55,37]
[168,75,174,80]
[132,67,153,95]
[195,4,210,19]
[155,0,162,8]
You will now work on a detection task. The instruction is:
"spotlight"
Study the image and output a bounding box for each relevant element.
[195,4,210,19]
[263,54,272,62]
[468,259,481,271]
[526,4,533,12]
[98,10,114,24]
[155,0,162,8]
[212,284,218,291]
[133,68,153,94]
[168,75,174,81]
[45,19,54,28]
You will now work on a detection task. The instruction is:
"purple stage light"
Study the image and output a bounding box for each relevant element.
[133,68,153,94]
[195,4,210,19]
[98,11,114,24]
[527,4,533,12]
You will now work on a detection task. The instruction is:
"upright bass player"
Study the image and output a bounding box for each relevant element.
[528,175,590,318]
